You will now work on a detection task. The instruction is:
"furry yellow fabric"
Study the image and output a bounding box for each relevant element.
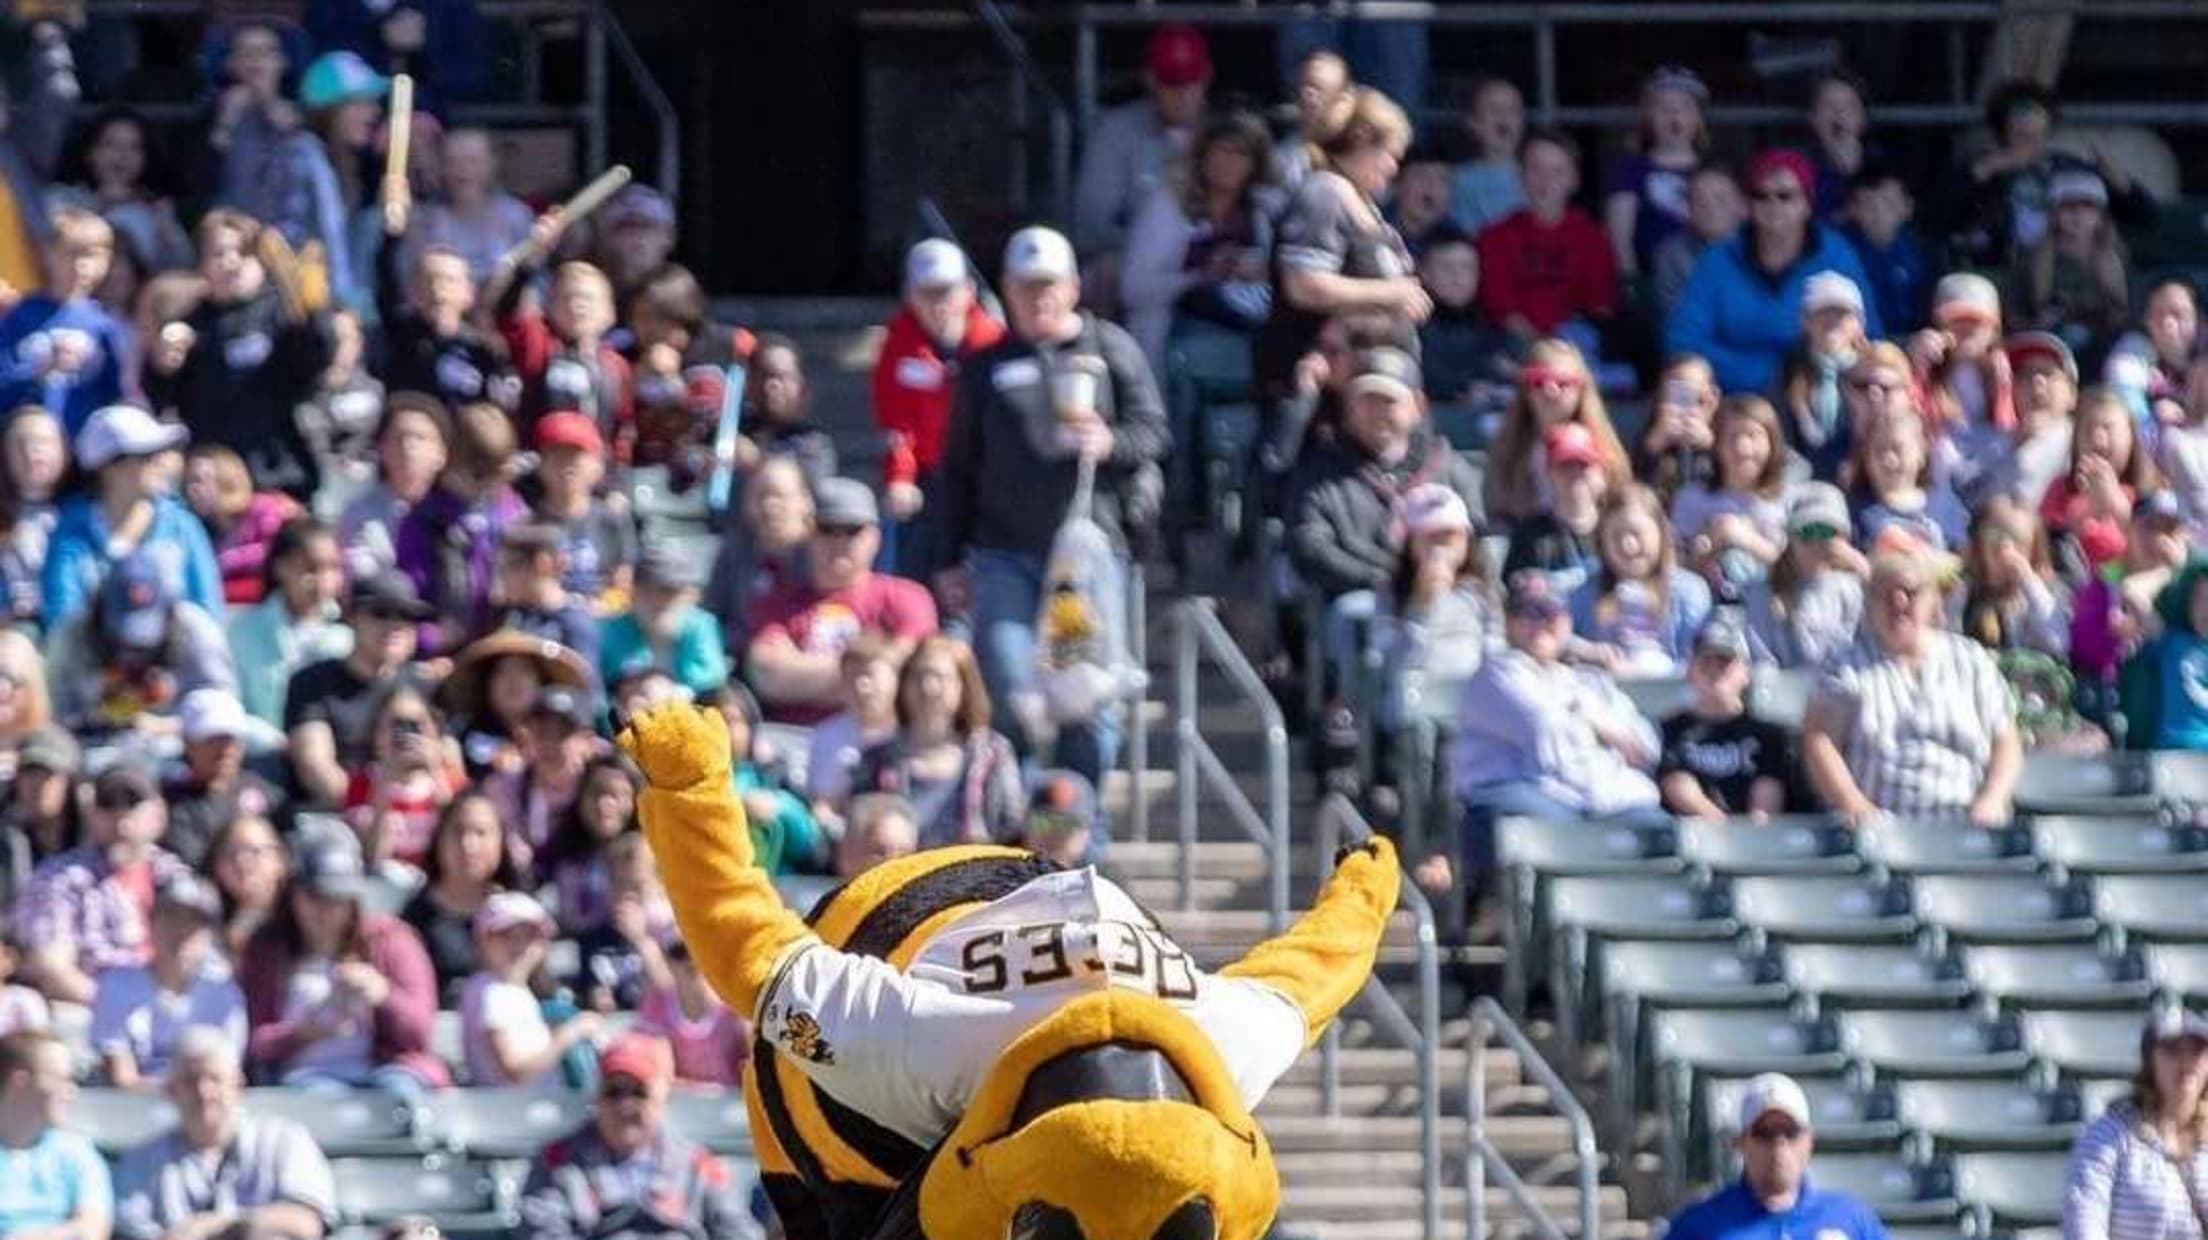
[1222,837,1401,1046]
[619,703,814,1017]
[919,989,1278,1240]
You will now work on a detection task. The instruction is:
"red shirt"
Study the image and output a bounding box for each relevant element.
[871,303,1006,477]
[1475,207,1619,335]
[748,572,940,723]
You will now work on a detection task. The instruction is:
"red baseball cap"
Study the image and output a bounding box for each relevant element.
[1544,422,1604,469]
[598,1032,674,1087]
[1146,24,1212,88]
[535,411,604,455]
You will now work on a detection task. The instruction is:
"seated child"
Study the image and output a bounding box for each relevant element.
[1657,615,1795,821]
[636,938,750,1089]
[462,891,602,1087]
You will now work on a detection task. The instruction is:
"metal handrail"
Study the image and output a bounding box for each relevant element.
[1468,996,1603,1240]
[1314,793,1442,1240]
[974,0,1074,222]
[1173,597,1289,932]
[599,2,680,208]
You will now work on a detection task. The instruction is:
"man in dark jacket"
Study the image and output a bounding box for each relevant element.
[933,225,1168,791]
[1289,347,1483,746]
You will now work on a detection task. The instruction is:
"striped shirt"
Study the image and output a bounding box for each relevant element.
[1812,630,2014,816]
[2066,1102,2208,1240]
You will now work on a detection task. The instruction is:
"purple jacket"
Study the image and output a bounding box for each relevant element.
[392,485,528,653]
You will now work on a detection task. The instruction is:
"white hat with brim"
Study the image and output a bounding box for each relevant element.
[1004,226,1077,283]
[1736,1072,1812,1133]
[76,405,187,471]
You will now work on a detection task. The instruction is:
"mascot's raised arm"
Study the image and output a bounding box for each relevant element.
[618,702,1400,1240]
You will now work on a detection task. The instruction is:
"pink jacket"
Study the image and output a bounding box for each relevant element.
[237,910,452,1087]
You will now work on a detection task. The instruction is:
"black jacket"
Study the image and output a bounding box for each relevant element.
[1288,429,1484,599]
[146,288,331,500]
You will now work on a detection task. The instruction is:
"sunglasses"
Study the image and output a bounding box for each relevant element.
[1747,1122,1804,1143]
[1794,522,1843,543]
[600,1081,651,1102]
[1751,187,1801,204]
[1521,367,1584,392]
[816,524,869,539]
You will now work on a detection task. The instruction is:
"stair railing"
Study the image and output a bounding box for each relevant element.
[1173,597,1289,932]
[1468,996,1602,1240]
[1314,793,1442,1240]
[973,0,1074,221]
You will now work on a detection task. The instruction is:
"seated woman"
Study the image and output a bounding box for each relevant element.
[1801,544,2023,826]
[2061,1009,2208,1240]
[851,635,1025,850]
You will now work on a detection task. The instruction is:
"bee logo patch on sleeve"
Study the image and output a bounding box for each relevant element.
[779,1011,836,1065]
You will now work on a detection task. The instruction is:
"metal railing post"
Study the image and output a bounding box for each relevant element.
[1467,997,1602,1240]
[1075,14,1099,141]
[1175,602,1200,911]
[584,1,608,177]
[601,7,681,207]
[1534,8,1559,125]
[1128,564,1150,843]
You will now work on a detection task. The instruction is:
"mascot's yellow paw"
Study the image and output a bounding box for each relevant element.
[617,702,732,790]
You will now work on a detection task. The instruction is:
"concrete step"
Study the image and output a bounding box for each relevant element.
[1278,1046,1508,1090]
[1276,1182,1629,1225]
[1279,1216,1648,1240]
[1262,1113,1586,1162]
[1259,1081,1485,1120]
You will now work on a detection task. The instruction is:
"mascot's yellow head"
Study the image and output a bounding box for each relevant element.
[915,988,1277,1240]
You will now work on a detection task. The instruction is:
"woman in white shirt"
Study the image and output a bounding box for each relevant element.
[2065,1009,2208,1240]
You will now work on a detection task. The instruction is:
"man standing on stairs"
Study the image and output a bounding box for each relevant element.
[1669,1074,1889,1240]
[932,224,1168,801]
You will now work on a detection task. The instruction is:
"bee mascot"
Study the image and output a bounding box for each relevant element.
[618,702,1400,1240]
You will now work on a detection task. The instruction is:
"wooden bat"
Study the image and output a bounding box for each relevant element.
[381,74,415,235]
[494,164,635,274]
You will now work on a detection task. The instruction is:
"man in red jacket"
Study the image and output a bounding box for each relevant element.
[872,238,1006,578]
[1476,128,1620,342]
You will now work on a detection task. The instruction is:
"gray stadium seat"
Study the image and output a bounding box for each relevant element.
[2145,942,2208,1002]
[1893,1078,2084,1151]
[2013,751,2158,816]
[330,1155,504,1228]
[2092,874,2208,943]
[1616,675,1693,721]
[2021,1008,2145,1079]
[1599,939,1790,1138]
[1856,821,2037,875]
[1730,874,1915,943]
[1676,817,1860,877]
[2079,1077,2133,1119]
[1497,818,1685,1015]
[1651,1008,1845,1078]
[1807,1153,1960,1224]
[1954,1151,2069,1230]
[1784,942,1971,1010]
[2031,815,2208,876]
[2152,750,2208,810]
[665,1087,752,1156]
[1960,944,2154,1009]
[422,1088,591,1158]
[1909,874,2097,945]
[1840,1009,2030,1078]
[1749,668,1817,730]
[242,1087,424,1157]
[65,1089,176,1154]
[431,1011,464,1069]
[1546,875,1735,1048]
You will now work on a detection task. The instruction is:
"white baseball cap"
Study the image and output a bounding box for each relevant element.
[1737,1072,1812,1133]
[1004,225,1077,283]
[178,688,251,745]
[905,238,970,290]
[1801,271,1864,318]
[76,404,187,470]
[1403,483,1473,538]
[474,890,554,937]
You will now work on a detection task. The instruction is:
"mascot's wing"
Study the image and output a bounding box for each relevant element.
[619,703,815,1018]
[1217,837,1400,1048]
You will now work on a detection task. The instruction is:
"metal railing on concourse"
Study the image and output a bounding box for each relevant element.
[1468,995,1603,1240]
[1173,597,1289,931]
[1314,793,1442,1240]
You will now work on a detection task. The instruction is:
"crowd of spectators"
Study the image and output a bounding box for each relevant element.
[0,4,2205,1237]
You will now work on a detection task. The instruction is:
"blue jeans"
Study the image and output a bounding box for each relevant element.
[1277,17,1429,110]
[1457,780,1674,874]
[282,1062,434,1099]
[969,547,1123,798]
[1322,590,1380,699]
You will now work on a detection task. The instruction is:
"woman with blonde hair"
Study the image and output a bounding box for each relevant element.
[1569,482,1712,676]
[1485,337,1631,527]
[2063,1009,2208,1240]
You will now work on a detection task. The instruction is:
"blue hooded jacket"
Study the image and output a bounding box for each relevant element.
[0,296,131,437]
[1666,224,1884,394]
[42,492,224,630]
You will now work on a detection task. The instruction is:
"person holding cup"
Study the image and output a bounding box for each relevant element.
[932,224,1168,795]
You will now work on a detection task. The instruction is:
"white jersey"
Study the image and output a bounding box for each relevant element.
[754,866,1308,1147]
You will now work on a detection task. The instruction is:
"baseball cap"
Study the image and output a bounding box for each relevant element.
[2140,489,2187,526]
[635,542,704,592]
[1027,769,1097,837]
[1345,348,1423,402]
[1144,23,1212,88]
[348,572,434,622]
[1503,569,1566,621]
[905,238,970,291]
[1543,422,1604,470]
[532,685,594,731]
[155,876,224,925]
[474,890,554,938]
[16,726,80,776]
[1003,226,1077,283]
[296,836,368,901]
[1801,271,1864,318]
[178,688,251,745]
[604,184,675,231]
[76,404,186,470]
[91,765,159,811]
[1736,1072,1812,1133]
[99,552,176,653]
[534,411,604,455]
[2005,330,2079,384]
[599,1032,675,1086]
[1645,64,1709,102]
[1933,272,2002,325]
[2051,169,2110,208]
[2147,1007,2208,1044]
[1693,611,1751,662]
[299,51,389,110]
[814,477,881,530]
[1403,483,1473,538]
[1787,482,1851,537]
